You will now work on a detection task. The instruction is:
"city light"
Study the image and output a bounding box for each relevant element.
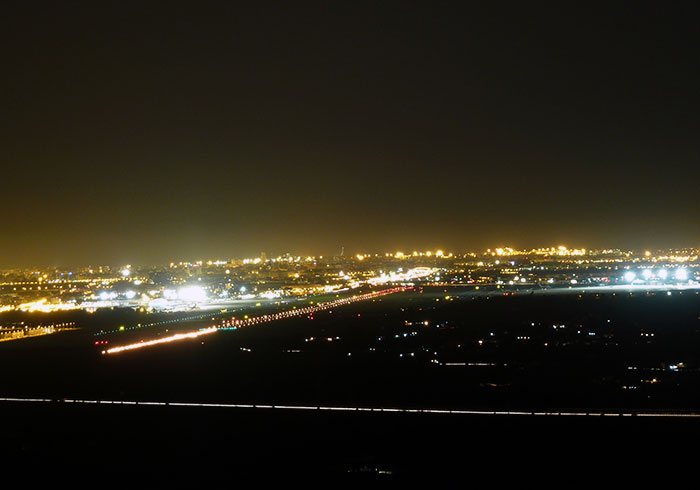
[675,268,688,281]
[178,286,207,302]
[2,247,699,318]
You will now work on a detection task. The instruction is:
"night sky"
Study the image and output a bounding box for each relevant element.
[2,2,699,267]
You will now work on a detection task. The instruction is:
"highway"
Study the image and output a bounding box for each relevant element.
[1,397,699,418]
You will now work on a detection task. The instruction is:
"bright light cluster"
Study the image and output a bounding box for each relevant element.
[487,246,587,257]
[15,299,80,313]
[177,286,207,302]
[623,268,691,282]
[0,321,76,342]
[368,267,436,286]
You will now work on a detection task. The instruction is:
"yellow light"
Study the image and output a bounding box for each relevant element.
[104,327,217,354]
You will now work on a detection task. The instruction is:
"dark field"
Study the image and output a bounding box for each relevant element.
[2,400,698,485]
[3,287,700,409]
[2,286,700,482]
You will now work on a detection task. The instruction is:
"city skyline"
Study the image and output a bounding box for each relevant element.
[2,242,699,270]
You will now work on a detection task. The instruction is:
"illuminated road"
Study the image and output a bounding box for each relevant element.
[1,397,699,418]
[102,286,411,354]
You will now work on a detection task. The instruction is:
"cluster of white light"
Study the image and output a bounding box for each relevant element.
[14,299,79,313]
[624,268,690,282]
[177,286,207,302]
[368,267,436,286]
[146,286,208,309]
[99,291,118,301]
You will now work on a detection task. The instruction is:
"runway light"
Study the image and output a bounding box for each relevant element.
[624,271,636,282]
[675,268,688,281]
[642,269,652,280]
[658,269,668,280]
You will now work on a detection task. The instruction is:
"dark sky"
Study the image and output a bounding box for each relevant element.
[2,2,699,267]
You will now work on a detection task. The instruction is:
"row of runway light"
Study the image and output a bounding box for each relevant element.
[623,267,693,283]
[216,286,409,330]
[102,286,410,355]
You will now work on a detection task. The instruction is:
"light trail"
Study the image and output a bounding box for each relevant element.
[102,327,217,354]
[1,397,699,418]
[102,286,410,354]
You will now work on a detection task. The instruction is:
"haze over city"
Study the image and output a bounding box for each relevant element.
[3,2,700,268]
